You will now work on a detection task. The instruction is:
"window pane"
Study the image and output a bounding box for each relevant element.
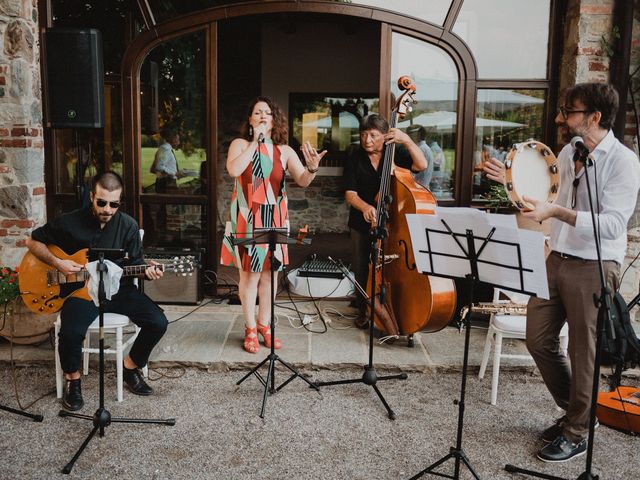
[351,0,452,25]
[139,31,207,196]
[290,93,379,169]
[472,89,547,202]
[139,31,208,250]
[453,0,550,79]
[392,33,458,200]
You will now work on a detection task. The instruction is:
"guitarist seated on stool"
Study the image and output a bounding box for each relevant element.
[25,171,168,411]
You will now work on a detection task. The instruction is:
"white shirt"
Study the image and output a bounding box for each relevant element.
[550,130,640,265]
[155,142,178,177]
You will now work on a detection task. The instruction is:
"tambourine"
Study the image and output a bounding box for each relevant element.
[504,140,559,211]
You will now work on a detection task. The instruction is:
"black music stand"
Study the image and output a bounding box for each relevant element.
[233,228,320,418]
[58,248,175,474]
[505,151,614,480]
[406,211,544,480]
[313,199,408,420]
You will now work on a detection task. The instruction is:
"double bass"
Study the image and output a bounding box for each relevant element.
[367,76,456,342]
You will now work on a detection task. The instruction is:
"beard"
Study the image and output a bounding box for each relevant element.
[91,207,113,225]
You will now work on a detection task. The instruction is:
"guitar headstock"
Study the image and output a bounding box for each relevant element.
[395,75,417,119]
[166,256,196,276]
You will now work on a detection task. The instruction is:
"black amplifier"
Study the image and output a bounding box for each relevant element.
[143,249,203,304]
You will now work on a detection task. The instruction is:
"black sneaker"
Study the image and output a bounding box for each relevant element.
[537,435,587,463]
[62,378,84,411]
[542,416,599,443]
[123,367,153,396]
[541,416,567,443]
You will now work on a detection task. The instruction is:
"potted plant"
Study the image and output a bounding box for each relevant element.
[0,266,55,345]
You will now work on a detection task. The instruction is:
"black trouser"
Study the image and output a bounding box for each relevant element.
[59,284,168,374]
[350,228,372,310]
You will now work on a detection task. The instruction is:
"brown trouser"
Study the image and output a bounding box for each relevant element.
[526,251,620,442]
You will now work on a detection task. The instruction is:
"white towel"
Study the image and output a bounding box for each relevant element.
[85,260,123,306]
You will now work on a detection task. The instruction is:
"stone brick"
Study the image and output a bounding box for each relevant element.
[0,0,22,17]
[12,148,43,183]
[589,61,608,72]
[9,57,30,97]
[32,186,44,195]
[0,165,8,173]
[0,138,28,147]
[580,5,613,15]
[0,76,5,85]
[0,229,6,236]
[0,127,8,136]
[4,19,33,62]
[0,219,33,228]
[0,184,31,218]
[10,126,38,136]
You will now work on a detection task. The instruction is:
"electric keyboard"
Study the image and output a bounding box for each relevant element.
[297,258,344,279]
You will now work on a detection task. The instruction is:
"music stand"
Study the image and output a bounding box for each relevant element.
[233,227,320,418]
[58,248,175,474]
[405,209,547,480]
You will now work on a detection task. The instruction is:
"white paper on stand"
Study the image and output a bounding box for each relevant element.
[406,208,549,299]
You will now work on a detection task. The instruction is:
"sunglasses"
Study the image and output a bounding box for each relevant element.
[558,106,591,120]
[95,199,122,209]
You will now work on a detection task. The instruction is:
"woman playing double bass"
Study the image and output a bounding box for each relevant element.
[343,114,429,327]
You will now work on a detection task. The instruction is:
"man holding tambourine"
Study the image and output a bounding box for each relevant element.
[484,83,640,463]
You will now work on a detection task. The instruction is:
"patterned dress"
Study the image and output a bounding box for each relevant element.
[220,139,289,272]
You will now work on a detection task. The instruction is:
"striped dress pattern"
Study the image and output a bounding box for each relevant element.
[220,140,289,272]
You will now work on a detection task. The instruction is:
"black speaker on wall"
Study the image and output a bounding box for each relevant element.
[45,28,104,128]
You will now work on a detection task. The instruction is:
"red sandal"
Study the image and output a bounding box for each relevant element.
[257,323,282,349]
[243,326,259,354]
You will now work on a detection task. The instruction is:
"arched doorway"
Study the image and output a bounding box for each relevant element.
[121,3,478,276]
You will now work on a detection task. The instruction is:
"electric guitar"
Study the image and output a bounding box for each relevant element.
[19,245,195,314]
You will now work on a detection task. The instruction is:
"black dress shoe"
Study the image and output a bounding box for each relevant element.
[537,434,587,462]
[123,367,153,396]
[62,379,84,411]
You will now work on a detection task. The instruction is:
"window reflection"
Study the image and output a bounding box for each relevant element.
[453,0,550,79]
[472,89,546,201]
[289,93,379,169]
[139,31,208,250]
[392,33,458,200]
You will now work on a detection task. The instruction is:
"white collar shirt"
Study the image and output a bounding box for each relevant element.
[550,130,640,265]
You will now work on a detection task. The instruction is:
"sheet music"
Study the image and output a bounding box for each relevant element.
[407,208,549,299]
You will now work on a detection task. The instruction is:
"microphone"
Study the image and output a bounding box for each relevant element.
[570,136,590,155]
[257,132,265,143]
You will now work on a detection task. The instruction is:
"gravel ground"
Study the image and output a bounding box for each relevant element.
[1,365,639,480]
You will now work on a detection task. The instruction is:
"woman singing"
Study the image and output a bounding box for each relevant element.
[220,96,326,353]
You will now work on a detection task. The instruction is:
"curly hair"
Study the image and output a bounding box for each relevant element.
[240,96,288,145]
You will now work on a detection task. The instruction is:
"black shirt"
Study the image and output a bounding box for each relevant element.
[31,206,144,283]
[343,146,413,233]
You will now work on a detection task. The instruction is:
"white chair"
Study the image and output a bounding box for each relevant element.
[55,313,148,403]
[478,288,568,405]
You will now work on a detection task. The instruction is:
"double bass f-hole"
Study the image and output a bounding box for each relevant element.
[398,239,416,271]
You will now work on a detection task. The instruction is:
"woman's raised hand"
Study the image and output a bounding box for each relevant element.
[301,141,327,171]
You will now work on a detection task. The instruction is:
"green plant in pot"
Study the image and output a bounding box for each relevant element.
[481,185,516,213]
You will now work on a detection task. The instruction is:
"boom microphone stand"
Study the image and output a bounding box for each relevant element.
[58,249,175,474]
[313,195,408,420]
[506,145,610,480]
[0,403,43,421]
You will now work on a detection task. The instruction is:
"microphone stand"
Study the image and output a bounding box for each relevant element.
[506,149,611,480]
[58,250,175,474]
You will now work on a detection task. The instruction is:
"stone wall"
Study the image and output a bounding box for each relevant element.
[0,0,44,269]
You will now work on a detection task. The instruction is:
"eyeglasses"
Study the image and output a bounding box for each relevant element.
[558,106,591,120]
[95,199,121,209]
